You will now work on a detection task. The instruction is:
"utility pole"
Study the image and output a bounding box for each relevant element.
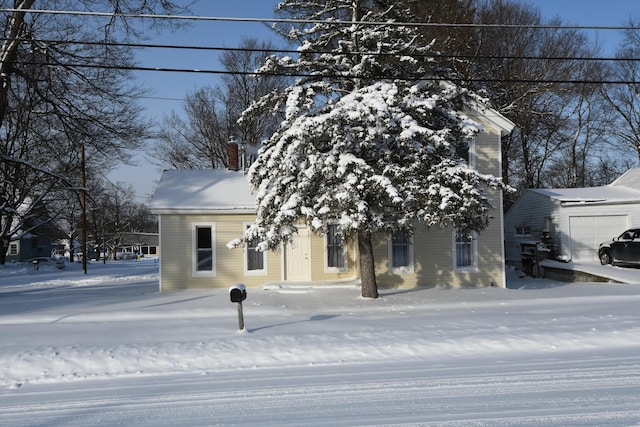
[81,144,87,274]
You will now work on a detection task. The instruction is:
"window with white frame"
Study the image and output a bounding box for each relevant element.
[245,223,267,275]
[389,229,414,274]
[456,138,476,167]
[326,224,346,271]
[454,228,477,270]
[193,223,216,276]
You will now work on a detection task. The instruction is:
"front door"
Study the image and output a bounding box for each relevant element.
[284,226,310,281]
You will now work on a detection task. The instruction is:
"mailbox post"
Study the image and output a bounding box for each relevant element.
[229,284,247,331]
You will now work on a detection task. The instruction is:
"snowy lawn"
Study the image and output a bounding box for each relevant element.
[1,258,640,426]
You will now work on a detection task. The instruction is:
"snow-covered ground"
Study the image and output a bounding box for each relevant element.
[1,258,640,426]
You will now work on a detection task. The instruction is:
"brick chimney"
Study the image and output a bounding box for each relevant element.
[227,141,239,171]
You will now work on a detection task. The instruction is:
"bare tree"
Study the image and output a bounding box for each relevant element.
[399,0,620,201]
[151,38,286,170]
[0,0,190,264]
[602,19,640,162]
[154,87,230,169]
[221,37,286,148]
[467,0,612,206]
[407,0,477,78]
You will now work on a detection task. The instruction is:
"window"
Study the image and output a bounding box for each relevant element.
[326,224,346,271]
[515,226,532,237]
[389,230,413,274]
[456,138,476,167]
[9,244,17,255]
[245,225,267,275]
[193,223,216,276]
[454,228,477,270]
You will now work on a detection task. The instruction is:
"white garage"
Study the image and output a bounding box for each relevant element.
[505,169,640,265]
[568,215,630,261]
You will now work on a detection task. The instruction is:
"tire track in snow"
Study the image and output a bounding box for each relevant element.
[1,356,640,426]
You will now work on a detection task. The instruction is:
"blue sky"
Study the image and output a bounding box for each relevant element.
[112,0,638,200]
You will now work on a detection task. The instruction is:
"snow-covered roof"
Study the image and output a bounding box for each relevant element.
[148,169,255,214]
[610,168,640,188]
[465,100,516,136]
[531,184,640,206]
[528,168,640,206]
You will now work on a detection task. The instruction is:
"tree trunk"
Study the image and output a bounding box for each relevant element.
[357,231,378,299]
[0,0,35,128]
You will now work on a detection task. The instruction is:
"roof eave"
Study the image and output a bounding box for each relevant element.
[560,199,640,207]
[150,207,256,215]
[465,100,516,136]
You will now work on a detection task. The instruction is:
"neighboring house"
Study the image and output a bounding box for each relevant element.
[504,168,640,265]
[149,107,515,291]
[5,233,53,263]
[117,232,159,258]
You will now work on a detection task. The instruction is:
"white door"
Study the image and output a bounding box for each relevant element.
[569,215,629,261]
[284,226,310,281]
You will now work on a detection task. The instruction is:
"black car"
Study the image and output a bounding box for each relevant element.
[598,228,640,266]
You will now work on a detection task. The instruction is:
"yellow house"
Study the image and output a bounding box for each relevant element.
[149,107,514,292]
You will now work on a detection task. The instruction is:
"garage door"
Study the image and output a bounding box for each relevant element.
[569,215,629,261]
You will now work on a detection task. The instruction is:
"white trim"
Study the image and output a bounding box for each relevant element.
[498,188,507,288]
[150,208,255,215]
[157,215,163,292]
[192,222,216,277]
[324,223,348,273]
[497,133,507,288]
[453,228,478,272]
[469,137,476,168]
[388,230,414,275]
[243,222,268,276]
[465,100,516,136]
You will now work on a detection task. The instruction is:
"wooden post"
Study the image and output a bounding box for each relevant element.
[236,301,245,331]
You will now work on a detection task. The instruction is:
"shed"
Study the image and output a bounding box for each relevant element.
[504,169,640,265]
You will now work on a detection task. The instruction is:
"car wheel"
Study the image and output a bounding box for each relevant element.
[599,250,612,265]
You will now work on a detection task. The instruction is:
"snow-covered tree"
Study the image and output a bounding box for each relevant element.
[231,0,507,298]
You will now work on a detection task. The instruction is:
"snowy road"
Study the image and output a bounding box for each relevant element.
[2,260,640,425]
[3,355,640,426]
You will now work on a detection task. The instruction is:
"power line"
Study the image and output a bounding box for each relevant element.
[0,8,639,32]
[6,59,638,85]
[3,37,639,63]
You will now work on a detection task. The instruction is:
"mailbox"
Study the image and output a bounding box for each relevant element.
[229,284,247,303]
[229,284,247,331]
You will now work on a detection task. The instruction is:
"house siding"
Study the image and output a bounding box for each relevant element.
[158,213,282,291]
[308,234,358,282]
[504,191,557,265]
[158,213,359,290]
[371,128,507,289]
[372,214,504,288]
